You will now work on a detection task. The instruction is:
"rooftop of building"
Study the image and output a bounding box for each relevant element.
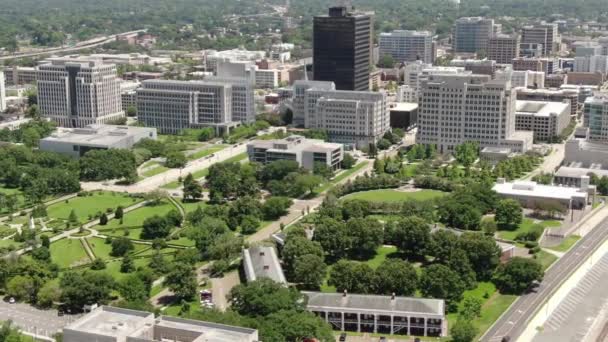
[131,316,258,342]
[390,103,419,112]
[248,135,342,154]
[380,30,433,37]
[481,146,513,154]
[64,306,152,338]
[515,100,570,117]
[515,86,578,95]
[556,166,608,178]
[567,139,608,153]
[41,124,155,146]
[242,246,286,284]
[493,179,588,200]
[303,291,445,316]
[584,94,608,105]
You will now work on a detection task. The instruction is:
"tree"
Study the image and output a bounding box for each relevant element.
[492,257,543,294]
[447,249,477,290]
[341,154,356,169]
[259,160,300,184]
[120,255,135,273]
[454,142,479,167]
[460,297,482,320]
[294,174,323,196]
[379,54,395,68]
[451,319,478,342]
[99,213,108,225]
[313,218,352,260]
[90,258,106,270]
[292,254,327,290]
[459,232,502,280]
[141,215,171,239]
[392,216,431,258]
[260,310,334,341]
[111,237,134,257]
[68,209,78,224]
[429,229,459,264]
[126,106,137,117]
[240,215,260,234]
[182,173,203,202]
[31,246,51,262]
[6,275,36,302]
[115,206,124,220]
[261,196,293,220]
[37,281,61,308]
[282,237,324,279]
[377,138,391,150]
[165,209,183,227]
[495,199,523,229]
[438,199,482,231]
[165,151,187,168]
[163,263,197,300]
[347,217,383,258]
[228,279,305,317]
[40,235,50,249]
[375,259,418,296]
[80,149,137,182]
[118,274,149,302]
[328,260,376,294]
[145,189,167,205]
[420,264,465,312]
[313,162,333,179]
[60,271,115,310]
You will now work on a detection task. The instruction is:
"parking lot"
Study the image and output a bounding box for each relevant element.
[0,301,81,338]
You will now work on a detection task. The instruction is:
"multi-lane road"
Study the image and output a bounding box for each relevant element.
[481,215,608,342]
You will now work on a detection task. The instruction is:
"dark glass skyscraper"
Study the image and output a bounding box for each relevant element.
[313,6,372,91]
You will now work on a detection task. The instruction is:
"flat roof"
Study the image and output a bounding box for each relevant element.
[390,102,419,112]
[481,146,512,154]
[493,180,588,201]
[242,246,286,284]
[303,292,445,317]
[515,100,570,117]
[41,124,155,147]
[248,135,342,154]
[556,166,608,178]
[64,306,152,338]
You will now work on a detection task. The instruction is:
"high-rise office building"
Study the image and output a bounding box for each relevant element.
[313,6,372,91]
[292,80,336,127]
[416,74,533,153]
[487,34,521,64]
[522,23,559,56]
[453,17,495,53]
[583,94,608,142]
[37,58,124,128]
[136,78,254,134]
[378,30,434,64]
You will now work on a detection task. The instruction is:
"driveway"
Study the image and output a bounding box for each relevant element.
[0,301,82,338]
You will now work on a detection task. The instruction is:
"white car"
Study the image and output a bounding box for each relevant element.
[9,297,15,304]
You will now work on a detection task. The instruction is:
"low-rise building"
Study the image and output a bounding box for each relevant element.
[516,87,579,116]
[303,291,446,337]
[449,59,496,77]
[389,103,418,131]
[566,72,605,86]
[39,124,156,158]
[242,246,286,285]
[63,306,259,342]
[247,135,343,171]
[515,100,571,141]
[492,178,590,210]
[480,146,515,165]
[556,139,608,187]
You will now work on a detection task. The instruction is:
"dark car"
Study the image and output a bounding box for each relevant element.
[339,333,347,341]
[57,310,64,317]
[379,337,387,342]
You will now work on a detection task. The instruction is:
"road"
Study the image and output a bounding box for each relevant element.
[0,29,146,61]
[481,213,608,342]
[522,143,565,180]
[0,302,82,339]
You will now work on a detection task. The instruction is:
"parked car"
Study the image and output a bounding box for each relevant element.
[339,333,347,341]
[9,297,15,304]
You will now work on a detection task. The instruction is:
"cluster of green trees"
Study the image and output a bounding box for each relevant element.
[406,144,437,161]
[0,120,56,147]
[589,173,608,196]
[331,173,401,198]
[133,138,187,169]
[493,154,541,180]
[80,149,138,183]
[141,207,183,239]
[223,121,270,144]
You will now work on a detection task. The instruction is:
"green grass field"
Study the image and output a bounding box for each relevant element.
[47,191,139,223]
[162,152,248,189]
[50,239,90,269]
[497,218,562,241]
[536,250,559,271]
[548,235,581,253]
[86,237,114,260]
[141,165,169,178]
[341,189,447,203]
[315,161,370,194]
[92,258,152,281]
[187,145,227,161]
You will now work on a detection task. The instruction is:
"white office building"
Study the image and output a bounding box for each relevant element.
[292,80,336,126]
[416,74,533,153]
[396,85,419,103]
[204,49,266,73]
[378,30,434,64]
[574,55,608,74]
[216,59,280,89]
[136,78,254,134]
[37,58,125,128]
[247,135,343,170]
[493,179,590,210]
[514,100,571,141]
[555,139,608,187]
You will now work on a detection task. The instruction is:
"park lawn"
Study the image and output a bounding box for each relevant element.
[187,145,227,161]
[341,189,447,203]
[401,163,419,178]
[50,239,91,269]
[168,237,196,247]
[0,239,22,250]
[86,237,113,260]
[178,200,207,214]
[548,235,581,253]
[98,200,177,232]
[536,250,559,271]
[366,246,399,269]
[47,191,139,223]
[163,153,249,189]
[315,161,370,194]
[141,165,170,178]
[498,218,563,241]
[94,257,152,281]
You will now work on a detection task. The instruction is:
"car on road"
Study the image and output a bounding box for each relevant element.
[338,333,347,341]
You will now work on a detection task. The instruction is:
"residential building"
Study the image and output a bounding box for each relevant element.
[516,87,579,116]
[488,34,521,64]
[378,30,434,64]
[583,94,608,142]
[242,246,286,285]
[304,291,446,337]
[493,178,590,210]
[514,100,571,141]
[37,58,125,128]
[453,17,495,53]
[3,66,37,86]
[416,73,533,154]
[63,306,259,342]
[389,103,418,131]
[522,23,559,56]
[313,6,372,91]
[449,59,496,77]
[304,88,390,148]
[136,79,253,134]
[39,124,156,158]
[247,135,343,170]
